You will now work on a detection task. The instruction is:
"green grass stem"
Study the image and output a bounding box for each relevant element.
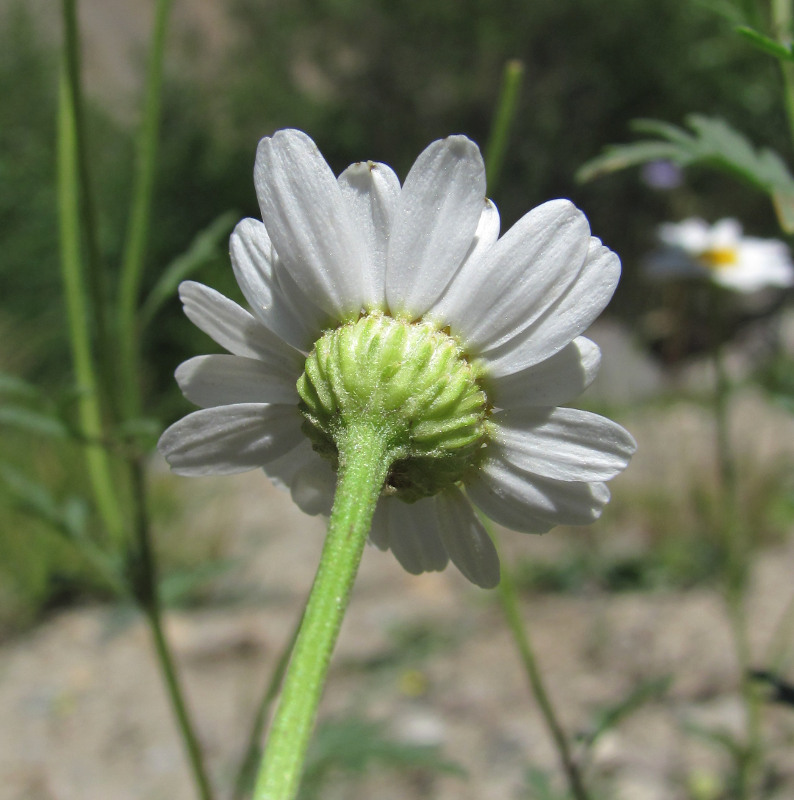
[60,0,114,394]
[490,525,593,800]
[117,0,173,421]
[57,69,125,544]
[484,59,525,196]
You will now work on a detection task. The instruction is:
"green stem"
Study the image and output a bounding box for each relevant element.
[60,0,113,392]
[232,605,305,800]
[492,529,592,800]
[772,0,794,151]
[129,459,214,800]
[484,59,525,197]
[764,584,794,673]
[57,68,125,544]
[117,0,173,421]
[253,422,391,800]
[710,315,761,798]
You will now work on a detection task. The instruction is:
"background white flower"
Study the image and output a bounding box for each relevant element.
[158,129,636,588]
[649,217,794,292]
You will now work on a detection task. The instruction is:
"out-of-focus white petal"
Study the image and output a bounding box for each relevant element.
[179,281,302,362]
[437,200,590,351]
[386,136,486,318]
[263,438,318,492]
[710,219,742,247]
[369,500,391,551]
[484,337,601,409]
[338,161,401,310]
[290,458,336,516]
[157,403,304,476]
[378,496,449,574]
[652,218,794,293]
[230,218,329,351]
[466,453,611,533]
[658,218,714,251]
[434,487,499,588]
[715,239,794,291]
[481,238,620,377]
[254,129,367,317]
[175,354,299,408]
[489,407,637,483]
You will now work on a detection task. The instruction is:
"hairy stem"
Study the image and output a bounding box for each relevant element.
[254,422,391,800]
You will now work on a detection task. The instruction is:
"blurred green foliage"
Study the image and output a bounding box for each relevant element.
[1,0,792,628]
[2,0,787,398]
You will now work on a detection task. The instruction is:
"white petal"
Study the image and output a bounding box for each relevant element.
[489,407,637,483]
[385,135,486,318]
[175,354,299,408]
[378,496,449,574]
[438,200,590,351]
[369,500,390,550]
[484,337,601,409]
[338,161,401,310]
[157,403,304,476]
[254,129,366,318]
[290,457,336,516]
[710,218,742,248]
[719,239,794,291]
[179,281,301,363]
[466,454,611,533]
[230,218,329,351]
[434,487,500,588]
[464,198,501,260]
[427,198,500,324]
[658,218,711,251]
[263,438,318,492]
[481,237,620,377]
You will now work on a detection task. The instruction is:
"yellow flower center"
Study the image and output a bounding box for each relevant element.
[698,247,738,271]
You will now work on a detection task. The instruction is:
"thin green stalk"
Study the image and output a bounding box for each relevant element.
[232,606,305,800]
[484,59,525,196]
[60,0,113,389]
[710,313,761,798]
[117,0,173,421]
[764,585,794,673]
[57,68,125,544]
[772,0,794,151]
[254,422,391,800]
[481,58,590,799]
[129,459,215,800]
[490,527,592,800]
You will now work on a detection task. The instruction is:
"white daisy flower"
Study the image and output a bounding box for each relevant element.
[650,217,794,293]
[158,129,636,589]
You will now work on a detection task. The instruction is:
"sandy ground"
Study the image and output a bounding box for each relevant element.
[2,357,794,800]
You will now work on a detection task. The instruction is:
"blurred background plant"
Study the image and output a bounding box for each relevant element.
[2,0,789,629]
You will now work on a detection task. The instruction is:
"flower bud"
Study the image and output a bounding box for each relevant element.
[297,313,487,501]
